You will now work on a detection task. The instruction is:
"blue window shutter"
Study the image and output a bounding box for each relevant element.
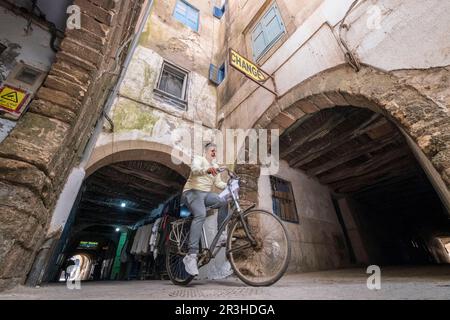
[174,1,187,23]
[209,63,225,85]
[213,6,224,19]
[186,8,199,31]
[209,64,219,85]
[252,22,267,60]
[251,4,285,60]
[218,64,226,82]
[262,6,284,45]
[173,0,199,31]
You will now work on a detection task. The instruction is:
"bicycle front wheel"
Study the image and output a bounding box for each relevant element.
[227,209,291,287]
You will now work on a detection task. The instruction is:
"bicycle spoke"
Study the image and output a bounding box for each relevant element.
[228,210,290,286]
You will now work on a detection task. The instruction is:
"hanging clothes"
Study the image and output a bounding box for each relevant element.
[150,218,163,259]
[130,227,142,254]
[136,224,153,255]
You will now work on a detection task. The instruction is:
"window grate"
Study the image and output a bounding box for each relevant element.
[270,176,299,223]
[155,61,189,109]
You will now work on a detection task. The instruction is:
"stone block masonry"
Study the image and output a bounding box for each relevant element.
[0,0,145,291]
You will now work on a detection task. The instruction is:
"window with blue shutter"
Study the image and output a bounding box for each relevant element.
[209,63,226,85]
[173,0,199,32]
[213,5,225,19]
[251,3,285,61]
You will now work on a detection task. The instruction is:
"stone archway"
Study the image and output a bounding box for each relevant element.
[37,140,190,284]
[237,64,450,210]
[85,140,191,178]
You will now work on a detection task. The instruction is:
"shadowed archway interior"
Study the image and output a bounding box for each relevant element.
[47,159,187,282]
[278,106,449,265]
[77,160,186,227]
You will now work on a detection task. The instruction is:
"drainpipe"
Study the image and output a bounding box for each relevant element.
[46,0,154,239]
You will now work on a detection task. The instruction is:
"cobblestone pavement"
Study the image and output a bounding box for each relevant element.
[1,266,449,300]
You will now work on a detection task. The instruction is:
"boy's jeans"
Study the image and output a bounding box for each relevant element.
[181,189,228,254]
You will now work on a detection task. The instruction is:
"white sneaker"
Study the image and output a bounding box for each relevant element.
[183,254,199,276]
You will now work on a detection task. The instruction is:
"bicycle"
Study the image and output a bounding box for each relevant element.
[165,168,291,287]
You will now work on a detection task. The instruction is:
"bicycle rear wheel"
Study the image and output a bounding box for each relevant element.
[227,209,290,287]
[166,219,194,286]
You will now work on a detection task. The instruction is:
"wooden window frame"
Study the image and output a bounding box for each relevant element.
[154,61,189,110]
[270,175,299,223]
[250,2,286,62]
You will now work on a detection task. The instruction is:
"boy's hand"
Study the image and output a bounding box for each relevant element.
[207,167,218,176]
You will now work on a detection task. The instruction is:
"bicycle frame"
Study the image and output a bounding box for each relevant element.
[169,169,258,267]
[197,175,257,266]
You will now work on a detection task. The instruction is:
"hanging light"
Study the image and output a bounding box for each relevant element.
[121,202,126,208]
[115,227,120,232]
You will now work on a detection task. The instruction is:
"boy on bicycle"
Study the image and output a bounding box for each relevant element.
[181,142,228,276]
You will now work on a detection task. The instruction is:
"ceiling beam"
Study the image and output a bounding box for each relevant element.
[330,163,417,194]
[306,133,402,176]
[110,164,183,188]
[288,114,385,168]
[80,199,153,214]
[318,148,411,185]
[280,111,352,158]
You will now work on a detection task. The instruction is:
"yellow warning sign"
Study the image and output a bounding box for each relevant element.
[229,48,269,83]
[0,85,29,114]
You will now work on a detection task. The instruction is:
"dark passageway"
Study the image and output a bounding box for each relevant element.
[279,106,450,266]
[45,160,186,283]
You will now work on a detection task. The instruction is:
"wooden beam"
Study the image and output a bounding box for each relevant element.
[330,161,416,193]
[80,199,153,214]
[318,148,411,185]
[110,164,183,188]
[352,174,422,198]
[89,172,175,197]
[289,114,385,168]
[280,111,352,158]
[306,134,402,176]
[85,182,167,204]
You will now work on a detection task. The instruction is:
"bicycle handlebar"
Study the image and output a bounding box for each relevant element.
[217,167,239,180]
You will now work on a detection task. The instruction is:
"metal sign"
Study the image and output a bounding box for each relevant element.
[0,85,30,115]
[229,48,269,82]
[229,49,277,96]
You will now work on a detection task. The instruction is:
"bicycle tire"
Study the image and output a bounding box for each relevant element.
[227,209,291,287]
[165,219,195,286]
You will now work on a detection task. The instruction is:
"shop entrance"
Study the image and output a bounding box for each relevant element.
[46,159,187,283]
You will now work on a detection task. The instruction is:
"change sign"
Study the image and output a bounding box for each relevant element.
[229,49,270,83]
[0,85,29,114]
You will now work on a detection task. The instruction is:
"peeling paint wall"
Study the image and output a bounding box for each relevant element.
[99,0,220,151]
[0,7,57,143]
[0,8,56,81]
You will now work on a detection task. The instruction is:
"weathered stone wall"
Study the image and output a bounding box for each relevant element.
[0,0,144,291]
[94,0,220,164]
[0,5,59,144]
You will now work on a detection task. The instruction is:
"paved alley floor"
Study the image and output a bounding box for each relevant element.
[1,266,449,300]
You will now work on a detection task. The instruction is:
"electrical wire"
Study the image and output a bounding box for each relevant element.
[338,0,365,72]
